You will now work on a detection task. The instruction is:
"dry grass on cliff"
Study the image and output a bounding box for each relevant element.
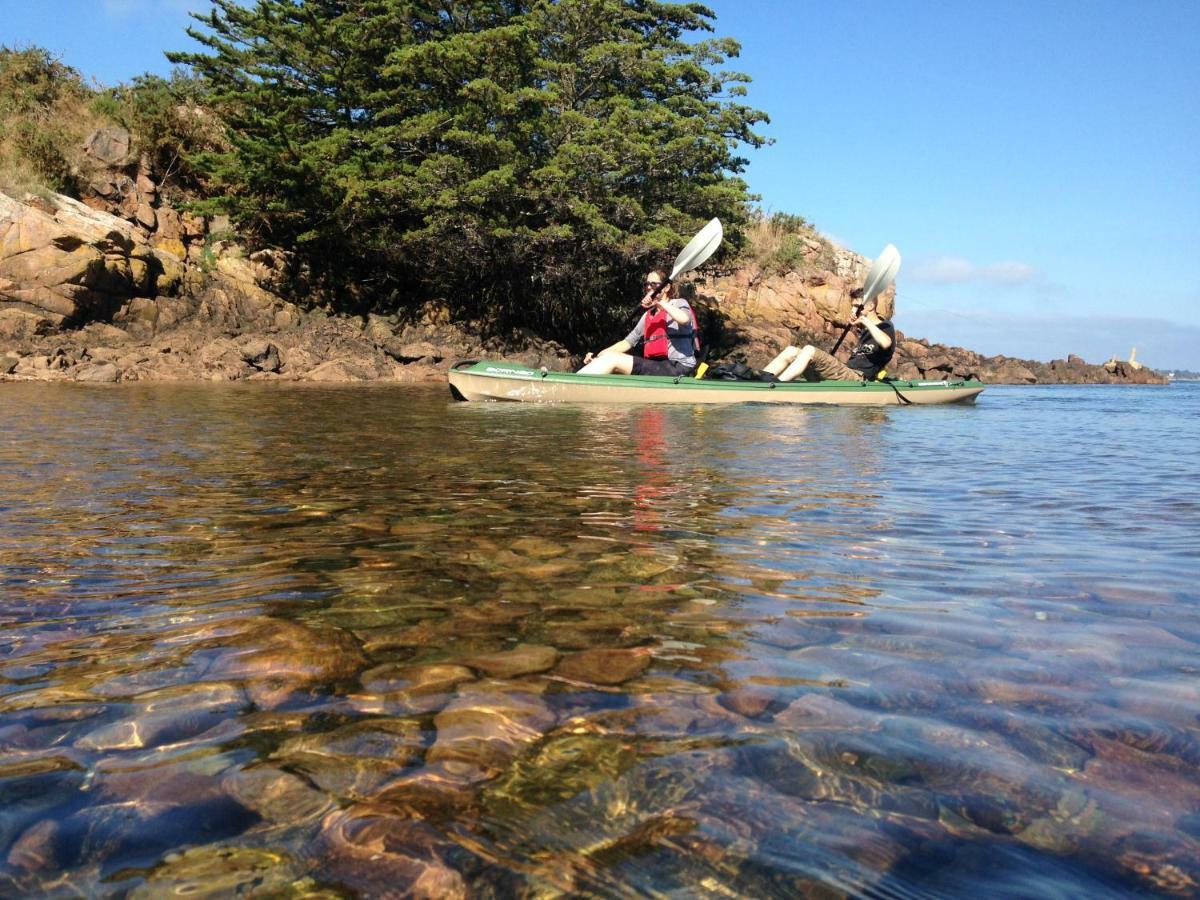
[0,46,112,198]
[739,211,839,279]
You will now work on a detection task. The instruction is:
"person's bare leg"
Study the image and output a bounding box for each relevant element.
[762,345,799,376]
[578,352,635,375]
[778,345,815,382]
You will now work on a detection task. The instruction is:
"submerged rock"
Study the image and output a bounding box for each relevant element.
[554,648,651,686]
[5,819,62,872]
[311,804,467,899]
[463,644,560,679]
[74,682,246,752]
[353,663,475,715]
[482,733,640,815]
[428,685,557,776]
[1110,829,1200,896]
[273,718,425,800]
[222,764,335,826]
[129,846,301,899]
[201,617,366,708]
[507,536,569,559]
[717,685,779,719]
[7,796,255,874]
[372,759,492,816]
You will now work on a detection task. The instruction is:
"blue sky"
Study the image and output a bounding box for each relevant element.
[6,0,1199,369]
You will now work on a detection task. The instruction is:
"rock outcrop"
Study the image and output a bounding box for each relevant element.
[0,191,183,327]
[890,346,1169,385]
[693,266,1168,385]
[0,188,569,383]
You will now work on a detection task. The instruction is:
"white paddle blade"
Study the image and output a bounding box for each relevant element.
[669,217,723,280]
[862,243,901,303]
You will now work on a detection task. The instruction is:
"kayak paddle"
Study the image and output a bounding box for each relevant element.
[670,217,724,282]
[647,218,724,298]
[831,243,901,353]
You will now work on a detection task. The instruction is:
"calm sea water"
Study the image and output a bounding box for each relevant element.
[1,380,1197,897]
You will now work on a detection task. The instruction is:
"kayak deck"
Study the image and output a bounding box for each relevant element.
[448,361,984,406]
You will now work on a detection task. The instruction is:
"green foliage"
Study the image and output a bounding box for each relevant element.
[740,208,835,278]
[0,45,89,116]
[198,227,239,273]
[93,71,224,195]
[9,122,71,192]
[1,46,221,200]
[770,234,807,274]
[0,46,94,193]
[767,211,807,233]
[170,0,768,342]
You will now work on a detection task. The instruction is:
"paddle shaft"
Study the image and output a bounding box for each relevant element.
[830,304,867,354]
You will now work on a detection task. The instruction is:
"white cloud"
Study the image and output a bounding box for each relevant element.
[982,260,1039,284]
[908,255,1039,286]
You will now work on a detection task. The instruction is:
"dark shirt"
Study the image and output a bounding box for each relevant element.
[846,319,896,379]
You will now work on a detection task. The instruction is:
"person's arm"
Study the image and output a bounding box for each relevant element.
[584,339,632,364]
[583,316,643,364]
[658,297,691,326]
[856,312,892,348]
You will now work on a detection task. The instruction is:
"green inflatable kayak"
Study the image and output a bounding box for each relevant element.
[448,361,984,406]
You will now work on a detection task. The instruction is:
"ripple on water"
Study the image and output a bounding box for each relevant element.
[1,382,1198,896]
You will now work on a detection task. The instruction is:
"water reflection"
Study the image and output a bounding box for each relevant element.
[1,383,1198,897]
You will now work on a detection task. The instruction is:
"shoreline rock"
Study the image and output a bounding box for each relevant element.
[0,190,568,383]
[691,268,1169,386]
[0,189,1168,386]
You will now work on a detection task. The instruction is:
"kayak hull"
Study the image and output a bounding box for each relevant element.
[448,361,984,406]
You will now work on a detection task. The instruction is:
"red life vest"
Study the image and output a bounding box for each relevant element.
[642,307,672,359]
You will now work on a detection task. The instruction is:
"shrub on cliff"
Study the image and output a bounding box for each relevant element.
[170,0,767,343]
[92,71,226,201]
[0,46,105,195]
[0,47,222,204]
[739,210,838,279]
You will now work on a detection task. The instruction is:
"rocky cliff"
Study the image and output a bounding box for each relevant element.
[0,189,565,383]
[0,180,1167,386]
[692,263,1165,385]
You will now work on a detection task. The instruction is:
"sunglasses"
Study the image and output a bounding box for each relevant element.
[644,281,664,289]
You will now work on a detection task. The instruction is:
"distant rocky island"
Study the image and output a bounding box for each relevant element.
[0,132,1167,386]
[694,265,1165,386]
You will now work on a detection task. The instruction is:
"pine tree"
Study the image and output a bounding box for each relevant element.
[171,0,767,340]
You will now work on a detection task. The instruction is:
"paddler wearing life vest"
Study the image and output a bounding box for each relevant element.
[577,270,699,377]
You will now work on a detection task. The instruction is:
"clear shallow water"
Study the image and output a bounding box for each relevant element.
[1,381,1198,897]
